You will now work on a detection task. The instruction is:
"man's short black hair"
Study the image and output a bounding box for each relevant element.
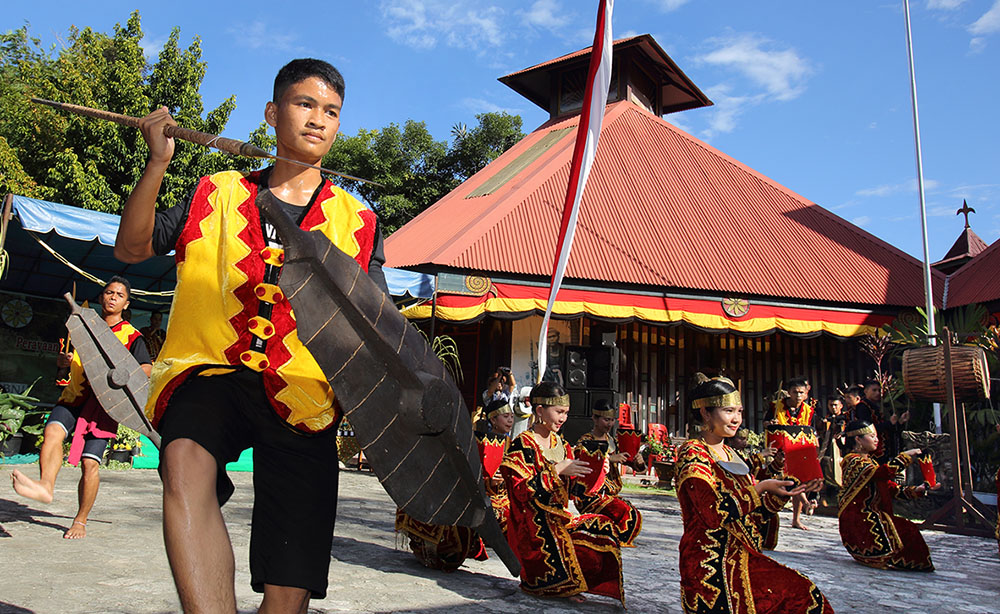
[863,378,880,389]
[105,275,132,301]
[786,377,809,390]
[273,58,345,103]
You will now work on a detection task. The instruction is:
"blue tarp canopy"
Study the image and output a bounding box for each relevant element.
[1,194,433,307]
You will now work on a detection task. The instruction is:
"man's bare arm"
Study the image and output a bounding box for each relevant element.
[114,107,176,263]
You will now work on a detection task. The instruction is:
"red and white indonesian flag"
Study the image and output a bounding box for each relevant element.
[537,0,614,382]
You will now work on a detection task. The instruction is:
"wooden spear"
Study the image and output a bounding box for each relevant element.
[31,98,381,186]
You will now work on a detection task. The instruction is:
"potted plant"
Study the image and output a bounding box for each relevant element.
[106,424,141,465]
[0,380,43,457]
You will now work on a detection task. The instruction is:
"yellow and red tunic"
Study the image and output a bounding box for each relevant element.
[838,452,933,571]
[501,431,624,605]
[677,439,833,614]
[573,432,643,547]
[146,170,378,433]
[770,398,817,427]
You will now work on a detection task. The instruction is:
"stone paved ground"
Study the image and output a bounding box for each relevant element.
[1,464,997,613]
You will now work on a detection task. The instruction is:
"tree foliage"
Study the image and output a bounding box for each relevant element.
[324,112,524,234]
[0,12,273,212]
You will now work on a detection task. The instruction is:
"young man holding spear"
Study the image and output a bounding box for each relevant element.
[114,58,388,613]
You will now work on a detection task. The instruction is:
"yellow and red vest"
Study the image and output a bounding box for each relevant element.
[59,320,143,407]
[146,170,378,433]
[771,398,816,427]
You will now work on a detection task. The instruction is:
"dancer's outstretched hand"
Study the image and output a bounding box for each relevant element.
[556,459,592,478]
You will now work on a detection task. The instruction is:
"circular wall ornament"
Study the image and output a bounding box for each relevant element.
[1,298,33,329]
[722,297,749,318]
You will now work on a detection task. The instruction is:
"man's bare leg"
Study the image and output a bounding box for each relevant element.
[162,438,236,613]
[11,422,67,504]
[64,457,100,539]
[791,493,809,530]
[259,585,311,614]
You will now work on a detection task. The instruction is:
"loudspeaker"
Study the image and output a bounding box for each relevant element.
[565,345,619,392]
[565,346,589,390]
[587,347,618,391]
[568,389,589,417]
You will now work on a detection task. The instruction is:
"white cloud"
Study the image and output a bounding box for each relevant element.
[140,34,167,60]
[969,0,1000,35]
[697,34,812,102]
[969,36,987,52]
[647,0,692,11]
[698,84,761,139]
[927,0,966,9]
[380,0,506,50]
[852,215,872,227]
[856,179,940,197]
[459,97,522,115]
[228,21,298,51]
[522,0,570,29]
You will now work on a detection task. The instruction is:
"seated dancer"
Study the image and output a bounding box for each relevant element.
[765,377,819,529]
[501,382,624,605]
[12,277,152,539]
[394,510,488,572]
[573,398,643,547]
[677,374,832,614]
[394,399,516,570]
[482,398,513,534]
[728,428,784,551]
[837,420,938,571]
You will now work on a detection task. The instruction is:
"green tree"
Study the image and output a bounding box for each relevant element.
[324,112,523,234]
[0,12,274,212]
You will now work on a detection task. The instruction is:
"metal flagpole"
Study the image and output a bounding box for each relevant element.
[903,0,941,433]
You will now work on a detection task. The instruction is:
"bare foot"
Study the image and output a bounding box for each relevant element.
[11,470,54,504]
[64,520,86,539]
[568,594,587,603]
[806,501,818,516]
[791,520,809,530]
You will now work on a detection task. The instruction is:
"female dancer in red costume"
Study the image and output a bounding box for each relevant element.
[677,375,832,614]
[500,382,624,605]
[837,420,938,571]
[573,399,643,547]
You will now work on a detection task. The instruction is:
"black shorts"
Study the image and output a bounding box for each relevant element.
[157,369,340,598]
[47,404,110,463]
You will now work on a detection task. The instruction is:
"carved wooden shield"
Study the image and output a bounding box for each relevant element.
[257,199,519,576]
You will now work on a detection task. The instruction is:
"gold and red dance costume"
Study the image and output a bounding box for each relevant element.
[146,169,379,433]
[500,431,624,604]
[838,447,933,571]
[394,429,510,571]
[394,511,487,571]
[734,447,785,551]
[573,432,643,547]
[481,437,511,536]
[677,439,834,614]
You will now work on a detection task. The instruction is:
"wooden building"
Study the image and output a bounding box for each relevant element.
[385,36,942,440]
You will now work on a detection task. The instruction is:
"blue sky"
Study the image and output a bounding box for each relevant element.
[7,0,1000,263]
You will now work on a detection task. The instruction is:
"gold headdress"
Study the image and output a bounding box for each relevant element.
[691,373,742,409]
[486,402,514,420]
[532,394,570,407]
[592,404,617,419]
[844,423,876,438]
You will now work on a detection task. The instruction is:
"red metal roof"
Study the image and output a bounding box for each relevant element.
[385,100,944,309]
[945,238,1000,308]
